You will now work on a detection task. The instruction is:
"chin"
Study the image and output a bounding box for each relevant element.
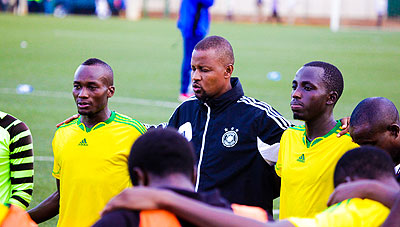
[77,110,91,116]
[195,93,207,102]
[293,114,303,120]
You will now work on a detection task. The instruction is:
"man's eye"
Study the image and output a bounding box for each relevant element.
[292,85,297,90]
[73,85,80,89]
[304,86,312,91]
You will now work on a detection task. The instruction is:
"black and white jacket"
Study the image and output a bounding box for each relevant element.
[168,77,291,214]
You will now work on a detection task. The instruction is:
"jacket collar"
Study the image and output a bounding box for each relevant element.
[201,77,244,111]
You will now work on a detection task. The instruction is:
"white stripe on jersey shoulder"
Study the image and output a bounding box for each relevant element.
[238,96,291,130]
[183,96,197,102]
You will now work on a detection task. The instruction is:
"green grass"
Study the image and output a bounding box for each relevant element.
[1,13,399,225]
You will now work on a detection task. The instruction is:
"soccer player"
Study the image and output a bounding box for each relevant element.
[348,97,400,168]
[93,127,268,226]
[275,61,358,219]
[28,58,146,226]
[102,146,397,227]
[0,111,34,209]
[168,35,291,215]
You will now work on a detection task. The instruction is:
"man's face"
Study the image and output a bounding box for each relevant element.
[191,49,230,101]
[72,65,113,117]
[290,66,328,121]
[350,124,400,164]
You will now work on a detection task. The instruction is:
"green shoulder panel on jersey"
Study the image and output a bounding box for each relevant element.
[288,125,305,132]
[114,113,146,134]
[56,119,79,131]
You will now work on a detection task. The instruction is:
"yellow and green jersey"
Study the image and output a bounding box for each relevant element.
[52,111,146,227]
[288,198,389,227]
[276,121,358,219]
[0,111,34,210]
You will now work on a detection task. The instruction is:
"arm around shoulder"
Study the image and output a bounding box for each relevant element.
[28,180,60,223]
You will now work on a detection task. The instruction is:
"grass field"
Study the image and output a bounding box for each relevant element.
[1,13,400,226]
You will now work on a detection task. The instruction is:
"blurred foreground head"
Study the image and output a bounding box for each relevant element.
[128,128,195,186]
[334,146,395,187]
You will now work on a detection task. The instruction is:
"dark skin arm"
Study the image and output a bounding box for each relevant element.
[102,187,295,227]
[382,192,400,227]
[56,114,79,128]
[28,179,60,223]
[327,180,398,208]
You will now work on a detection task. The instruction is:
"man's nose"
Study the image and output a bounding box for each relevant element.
[192,69,201,81]
[291,88,301,99]
[78,87,89,98]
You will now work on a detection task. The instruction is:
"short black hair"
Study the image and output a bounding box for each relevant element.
[194,36,235,65]
[128,128,195,186]
[333,146,395,188]
[81,58,114,85]
[304,61,344,101]
[350,97,399,129]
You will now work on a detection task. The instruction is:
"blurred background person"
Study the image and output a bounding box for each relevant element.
[376,0,387,27]
[177,0,214,101]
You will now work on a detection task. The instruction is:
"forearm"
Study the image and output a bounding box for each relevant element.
[158,190,267,227]
[28,191,59,223]
[363,182,398,208]
[382,192,400,227]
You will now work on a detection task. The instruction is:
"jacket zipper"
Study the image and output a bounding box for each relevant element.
[195,103,211,192]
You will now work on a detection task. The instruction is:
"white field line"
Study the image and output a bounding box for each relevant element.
[0,88,179,109]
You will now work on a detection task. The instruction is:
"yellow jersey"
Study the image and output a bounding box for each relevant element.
[288,198,390,227]
[52,111,146,227]
[276,121,358,219]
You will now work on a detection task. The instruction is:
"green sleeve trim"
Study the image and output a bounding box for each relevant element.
[115,113,147,133]
[113,119,146,134]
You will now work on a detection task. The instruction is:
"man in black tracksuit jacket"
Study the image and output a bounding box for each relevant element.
[168,36,291,215]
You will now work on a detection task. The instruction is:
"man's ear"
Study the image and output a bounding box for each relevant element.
[107,86,115,98]
[388,124,400,138]
[224,64,234,79]
[327,91,338,105]
[132,167,149,186]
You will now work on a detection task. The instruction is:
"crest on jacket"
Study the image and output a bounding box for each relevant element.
[222,127,239,147]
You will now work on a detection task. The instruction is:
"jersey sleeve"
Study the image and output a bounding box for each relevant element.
[257,111,290,165]
[8,120,34,209]
[167,107,181,129]
[52,133,61,180]
[275,129,290,177]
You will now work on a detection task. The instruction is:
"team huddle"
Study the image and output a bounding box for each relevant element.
[1,35,399,226]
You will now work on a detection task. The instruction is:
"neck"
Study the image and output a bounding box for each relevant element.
[148,174,194,192]
[305,111,337,141]
[81,108,111,128]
